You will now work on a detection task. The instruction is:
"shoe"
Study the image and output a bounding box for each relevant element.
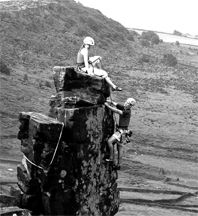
[105,159,115,166]
[112,86,122,91]
[106,158,113,162]
[116,165,121,170]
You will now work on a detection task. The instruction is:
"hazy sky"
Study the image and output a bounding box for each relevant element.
[77,0,197,36]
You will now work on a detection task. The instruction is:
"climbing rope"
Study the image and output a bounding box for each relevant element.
[23,122,64,172]
[109,93,118,126]
[23,153,43,170]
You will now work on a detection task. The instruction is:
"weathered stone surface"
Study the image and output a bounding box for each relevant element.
[54,105,113,144]
[18,112,63,157]
[0,184,31,215]
[0,206,31,216]
[0,195,17,207]
[17,62,120,215]
[53,66,110,104]
[18,112,63,144]
[51,105,119,215]
[17,107,120,215]
[17,164,31,193]
[60,90,106,106]
[17,112,78,215]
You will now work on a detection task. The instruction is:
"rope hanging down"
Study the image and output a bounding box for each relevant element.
[23,122,64,171]
[109,93,118,126]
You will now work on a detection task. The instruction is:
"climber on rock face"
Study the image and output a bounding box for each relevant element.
[77,36,122,91]
[104,98,136,170]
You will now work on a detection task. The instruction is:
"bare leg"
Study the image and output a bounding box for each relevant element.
[105,77,116,89]
[107,136,117,160]
[105,76,122,91]
[93,68,122,91]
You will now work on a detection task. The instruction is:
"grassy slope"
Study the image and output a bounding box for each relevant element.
[0,0,132,159]
[0,0,198,191]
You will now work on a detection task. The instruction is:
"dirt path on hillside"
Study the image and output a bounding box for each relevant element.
[115,149,198,216]
[1,150,197,216]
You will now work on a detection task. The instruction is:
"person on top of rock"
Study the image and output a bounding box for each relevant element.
[77,36,122,91]
[104,98,136,170]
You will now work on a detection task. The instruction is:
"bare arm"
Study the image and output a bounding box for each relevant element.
[104,102,123,115]
[106,100,118,107]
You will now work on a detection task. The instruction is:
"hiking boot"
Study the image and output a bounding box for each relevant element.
[116,165,121,170]
[105,158,115,166]
[105,158,113,163]
[112,86,122,91]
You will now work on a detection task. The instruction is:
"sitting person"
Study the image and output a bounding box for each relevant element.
[104,98,136,169]
[77,36,122,91]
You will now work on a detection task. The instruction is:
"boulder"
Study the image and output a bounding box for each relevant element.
[17,108,119,216]
[16,65,120,215]
[53,66,110,105]
[0,207,31,216]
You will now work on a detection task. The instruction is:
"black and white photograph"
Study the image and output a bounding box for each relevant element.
[0,0,197,215]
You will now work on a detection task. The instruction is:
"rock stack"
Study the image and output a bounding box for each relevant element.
[17,66,120,215]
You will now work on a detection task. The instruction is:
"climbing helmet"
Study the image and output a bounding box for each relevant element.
[124,98,136,107]
[83,36,95,46]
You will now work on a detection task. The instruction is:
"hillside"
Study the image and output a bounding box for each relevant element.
[1,0,132,67]
[0,0,198,215]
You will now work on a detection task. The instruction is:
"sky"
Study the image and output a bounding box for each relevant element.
[77,0,198,36]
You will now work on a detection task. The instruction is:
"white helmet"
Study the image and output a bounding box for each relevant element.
[83,36,95,46]
[124,98,136,107]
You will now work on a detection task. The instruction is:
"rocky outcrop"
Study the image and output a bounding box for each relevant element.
[0,184,31,216]
[52,66,110,106]
[17,66,120,215]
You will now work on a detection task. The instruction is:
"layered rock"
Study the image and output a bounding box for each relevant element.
[52,66,110,105]
[17,66,120,215]
[17,112,66,215]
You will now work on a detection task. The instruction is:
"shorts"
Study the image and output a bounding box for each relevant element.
[112,129,130,143]
[112,129,124,142]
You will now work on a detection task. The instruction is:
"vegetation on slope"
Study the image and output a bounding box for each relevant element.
[1,0,133,70]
